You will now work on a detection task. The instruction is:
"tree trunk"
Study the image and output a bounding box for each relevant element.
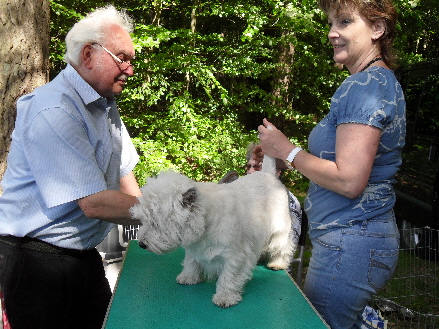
[186,0,200,91]
[271,29,295,130]
[0,0,50,191]
[272,29,294,111]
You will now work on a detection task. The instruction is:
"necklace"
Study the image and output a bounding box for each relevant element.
[360,57,383,72]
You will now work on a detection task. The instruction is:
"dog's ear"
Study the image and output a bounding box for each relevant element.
[181,187,197,209]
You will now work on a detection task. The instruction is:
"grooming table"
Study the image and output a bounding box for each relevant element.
[103,240,329,329]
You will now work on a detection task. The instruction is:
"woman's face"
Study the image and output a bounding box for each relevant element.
[327,6,379,73]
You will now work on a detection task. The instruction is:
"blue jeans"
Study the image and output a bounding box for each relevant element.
[303,211,399,329]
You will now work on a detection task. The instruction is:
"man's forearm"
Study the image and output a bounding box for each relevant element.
[77,190,141,225]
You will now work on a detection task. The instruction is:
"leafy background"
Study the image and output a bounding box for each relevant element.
[49,0,439,192]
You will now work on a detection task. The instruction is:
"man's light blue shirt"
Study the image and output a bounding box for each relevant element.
[0,64,139,249]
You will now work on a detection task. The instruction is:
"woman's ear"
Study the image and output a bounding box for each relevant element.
[372,19,386,40]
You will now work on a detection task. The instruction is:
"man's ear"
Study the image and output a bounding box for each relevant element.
[372,19,386,41]
[81,44,94,69]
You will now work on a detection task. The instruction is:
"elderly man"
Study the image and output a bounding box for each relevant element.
[0,6,141,329]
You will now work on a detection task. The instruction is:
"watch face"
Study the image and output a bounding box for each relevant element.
[284,160,295,170]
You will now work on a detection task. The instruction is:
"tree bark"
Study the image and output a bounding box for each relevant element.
[272,29,294,111]
[0,0,50,191]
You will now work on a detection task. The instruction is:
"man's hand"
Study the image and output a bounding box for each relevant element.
[251,144,264,165]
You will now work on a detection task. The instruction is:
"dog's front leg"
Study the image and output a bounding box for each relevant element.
[176,254,203,285]
[212,260,252,308]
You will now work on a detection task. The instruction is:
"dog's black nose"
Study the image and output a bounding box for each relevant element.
[138,241,148,249]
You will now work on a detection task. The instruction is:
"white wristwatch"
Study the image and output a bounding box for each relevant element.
[284,147,302,170]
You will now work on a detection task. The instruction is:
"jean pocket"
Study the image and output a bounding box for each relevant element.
[315,229,342,251]
[368,248,399,291]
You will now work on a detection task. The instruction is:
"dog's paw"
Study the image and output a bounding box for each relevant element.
[212,291,242,308]
[267,260,289,271]
[176,272,202,285]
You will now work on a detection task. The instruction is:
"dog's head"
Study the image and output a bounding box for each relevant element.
[130,170,206,254]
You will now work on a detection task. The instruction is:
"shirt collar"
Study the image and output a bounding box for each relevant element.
[64,64,115,108]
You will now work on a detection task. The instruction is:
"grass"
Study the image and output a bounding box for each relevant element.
[372,241,439,329]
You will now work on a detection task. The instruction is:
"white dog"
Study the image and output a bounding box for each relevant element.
[130,155,293,308]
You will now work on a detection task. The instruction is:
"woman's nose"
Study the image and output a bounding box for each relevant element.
[328,25,339,39]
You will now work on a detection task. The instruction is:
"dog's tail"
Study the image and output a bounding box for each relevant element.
[261,125,277,175]
[262,154,276,175]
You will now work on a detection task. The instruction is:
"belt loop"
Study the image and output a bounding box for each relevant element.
[16,236,24,249]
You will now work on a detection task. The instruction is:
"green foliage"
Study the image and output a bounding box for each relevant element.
[126,98,254,185]
[48,0,439,193]
[116,0,343,190]
[394,0,439,64]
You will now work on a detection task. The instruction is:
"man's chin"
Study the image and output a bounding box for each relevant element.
[112,85,125,96]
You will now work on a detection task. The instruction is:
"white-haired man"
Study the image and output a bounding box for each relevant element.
[0,6,141,329]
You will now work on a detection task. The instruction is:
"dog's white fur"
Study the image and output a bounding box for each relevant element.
[131,155,293,308]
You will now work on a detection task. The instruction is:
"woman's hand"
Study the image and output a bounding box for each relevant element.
[255,118,381,199]
[257,118,295,160]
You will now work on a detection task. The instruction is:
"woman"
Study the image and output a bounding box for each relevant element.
[255,0,405,327]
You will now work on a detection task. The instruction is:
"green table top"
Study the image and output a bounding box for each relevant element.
[103,240,329,329]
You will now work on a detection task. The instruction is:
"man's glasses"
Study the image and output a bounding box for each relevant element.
[93,43,133,71]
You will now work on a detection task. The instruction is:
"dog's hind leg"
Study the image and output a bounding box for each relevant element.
[266,231,293,271]
[176,254,203,285]
[267,253,291,270]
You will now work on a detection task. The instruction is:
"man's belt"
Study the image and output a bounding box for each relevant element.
[0,235,92,256]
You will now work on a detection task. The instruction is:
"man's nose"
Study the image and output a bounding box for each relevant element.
[125,65,134,76]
